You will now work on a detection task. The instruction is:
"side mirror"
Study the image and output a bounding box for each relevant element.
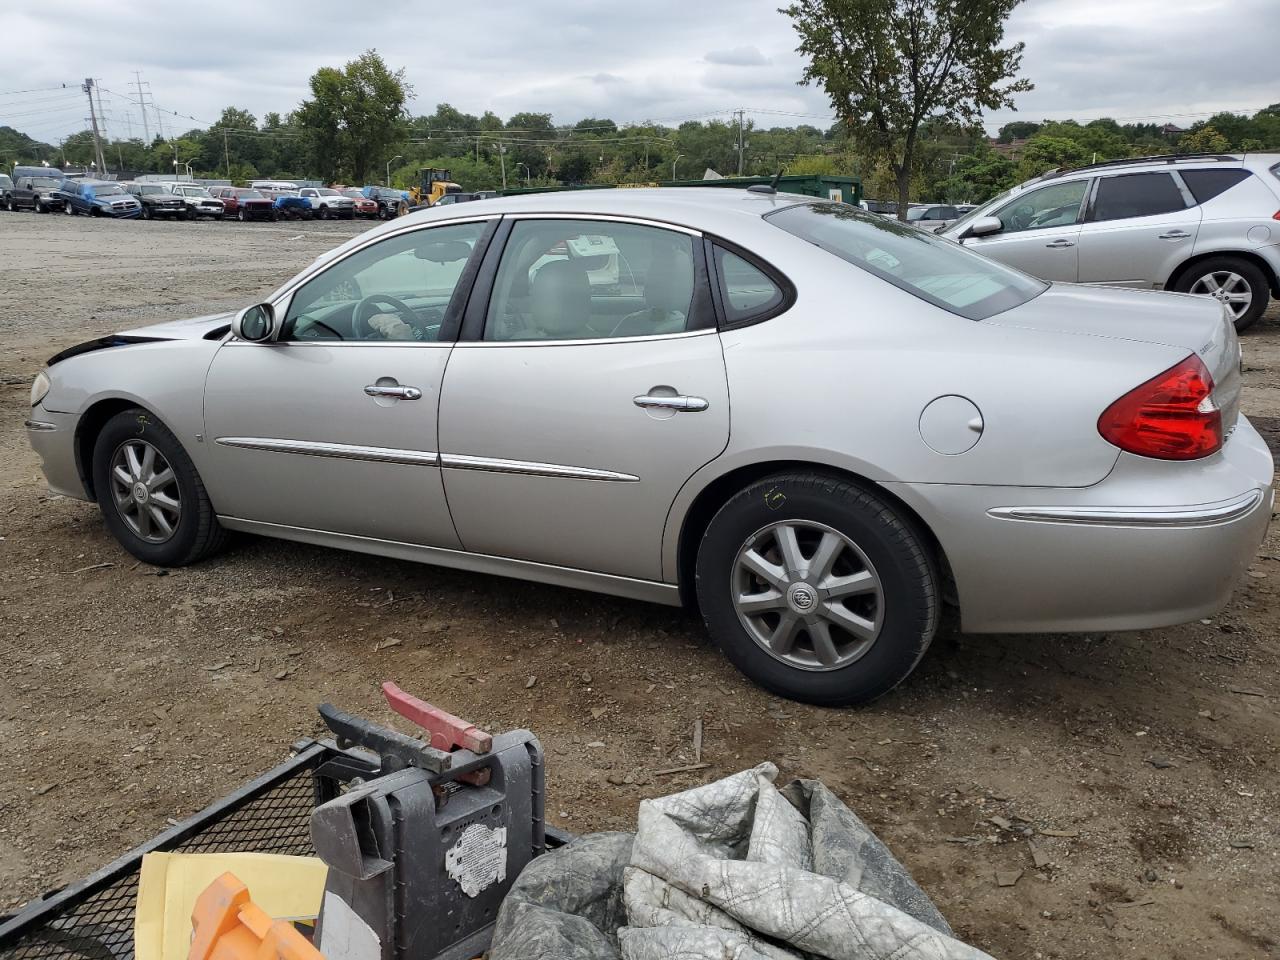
[963,215,1003,239]
[233,303,276,342]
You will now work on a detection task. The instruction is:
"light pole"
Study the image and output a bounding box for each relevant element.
[517,162,531,186]
[386,155,402,187]
[672,154,683,181]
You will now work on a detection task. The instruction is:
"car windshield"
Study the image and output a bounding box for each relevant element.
[906,207,928,221]
[31,177,60,188]
[316,188,340,196]
[138,185,164,194]
[187,186,212,198]
[766,201,1046,321]
[94,184,125,196]
[235,189,264,199]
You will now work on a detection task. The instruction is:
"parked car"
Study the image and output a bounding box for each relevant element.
[60,179,142,218]
[6,173,65,213]
[905,204,961,232]
[298,187,356,219]
[24,189,1272,706]
[430,192,478,207]
[256,187,312,219]
[942,153,1280,330]
[208,186,275,221]
[362,185,411,219]
[338,187,379,218]
[123,182,189,220]
[0,173,12,207]
[165,183,226,220]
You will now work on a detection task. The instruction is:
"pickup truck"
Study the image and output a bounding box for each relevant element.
[297,187,356,219]
[6,174,65,212]
[256,187,313,219]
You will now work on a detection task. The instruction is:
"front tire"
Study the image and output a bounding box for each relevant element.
[1175,256,1271,333]
[695,472,939,706]
[237,207,247,222]
[91,409,227,567]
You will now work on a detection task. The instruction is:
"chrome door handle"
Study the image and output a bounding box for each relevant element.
[1158,230,1190,240]
[364,384,422,400]
[1044,239,1075,248]
[633,394,709,412]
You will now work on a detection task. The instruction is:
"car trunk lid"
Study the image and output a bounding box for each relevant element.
[985,283,1241,440]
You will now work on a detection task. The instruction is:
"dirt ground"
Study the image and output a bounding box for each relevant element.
[1,212,1278,959]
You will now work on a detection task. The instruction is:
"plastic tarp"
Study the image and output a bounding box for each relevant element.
[490,763,992,960]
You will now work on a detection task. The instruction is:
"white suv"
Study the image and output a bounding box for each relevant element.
[943,154,1280,330]
[297,187,356,220]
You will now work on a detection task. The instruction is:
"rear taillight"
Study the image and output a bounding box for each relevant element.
[1098,354,1222,460]
[1273,210,1280,221]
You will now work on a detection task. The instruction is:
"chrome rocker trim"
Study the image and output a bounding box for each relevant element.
[216,516,680,605]
[439,453,638,483]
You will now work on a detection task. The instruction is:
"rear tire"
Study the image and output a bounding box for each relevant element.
[695,472,939,706]
[1174,256,1271,333]
[237,207,247,222]
[91,408,228,567]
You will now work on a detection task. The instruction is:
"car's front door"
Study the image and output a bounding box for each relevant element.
[437,216,730,582]
[1074,171,1202,288]
[963,179,1091,282]
[202,217,496,546]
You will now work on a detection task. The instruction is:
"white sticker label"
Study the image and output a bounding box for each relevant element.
[445,823,508,898]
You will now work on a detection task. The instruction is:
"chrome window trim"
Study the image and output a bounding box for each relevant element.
[451,327,719,349]
[440,453,638,482]
[215,437,440,466]
[220,338,452,349]
[504,212,703,237]
[988,489,1263,527]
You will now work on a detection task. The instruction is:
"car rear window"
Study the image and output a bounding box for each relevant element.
[766,202,1046,320]
[1180,168,1252,205]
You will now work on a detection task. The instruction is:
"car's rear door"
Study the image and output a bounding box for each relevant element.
[1075,171,1202,288]
[202,216,497,547]
[436,215,730,582]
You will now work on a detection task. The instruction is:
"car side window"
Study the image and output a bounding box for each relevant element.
[281,221,489,343]
[713,246,787,326]
[1090,172,1187,222]
[995,180,1089,233]
[1179,168,1252,205]
[484,219,698,341]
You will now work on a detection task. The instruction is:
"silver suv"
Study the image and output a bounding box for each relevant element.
[942,154,1280,330]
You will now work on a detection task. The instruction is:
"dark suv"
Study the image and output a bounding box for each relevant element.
[6,174,66,213]
[123,183,189,220]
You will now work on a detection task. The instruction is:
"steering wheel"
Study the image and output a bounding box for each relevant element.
[352,294,426,340]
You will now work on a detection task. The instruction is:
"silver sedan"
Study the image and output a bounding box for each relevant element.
[24,188,1275,705]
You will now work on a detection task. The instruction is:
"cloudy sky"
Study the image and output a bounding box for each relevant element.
[1,0,1274,145]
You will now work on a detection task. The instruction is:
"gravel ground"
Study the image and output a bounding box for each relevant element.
[1,212,1279,958]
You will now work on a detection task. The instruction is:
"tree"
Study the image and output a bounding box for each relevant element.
[296,50,411,183]
[1178,125,1230,155]
[782,0,1032,218]
[997,120,1040,143]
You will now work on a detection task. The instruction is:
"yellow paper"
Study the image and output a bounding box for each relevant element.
[134,852,328,960]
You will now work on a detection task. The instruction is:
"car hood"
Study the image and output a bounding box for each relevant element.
[116,311,235,340]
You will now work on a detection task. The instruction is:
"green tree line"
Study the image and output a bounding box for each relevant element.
[4,48,1278,207]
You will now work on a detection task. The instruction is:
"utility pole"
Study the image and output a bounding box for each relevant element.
[131,71,152,143]
[498,143,508,190]
[223,128,231,178]
[82,78,107,174]
[736,108,745,176]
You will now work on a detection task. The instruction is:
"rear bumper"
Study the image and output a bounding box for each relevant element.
[887,416,1275,633]
[25,408,91,501]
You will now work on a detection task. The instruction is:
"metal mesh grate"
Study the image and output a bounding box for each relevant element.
[0,754,324,960]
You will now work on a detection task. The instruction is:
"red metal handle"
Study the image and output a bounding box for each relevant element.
[381,682,492,754]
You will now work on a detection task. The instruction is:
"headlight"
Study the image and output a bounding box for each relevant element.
[31,371,51,407]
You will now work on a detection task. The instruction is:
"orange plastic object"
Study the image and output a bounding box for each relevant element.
[188,872,323,960]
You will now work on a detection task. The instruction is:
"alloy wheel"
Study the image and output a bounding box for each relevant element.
[108,439,182,543]
[1190,270,1252,321]
[731,520,884,671]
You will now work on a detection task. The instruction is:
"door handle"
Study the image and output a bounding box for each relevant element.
[364,384,422,400]
[633,394,709,412]
[1044,239,1075,248]
[1157,230,1191,240]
